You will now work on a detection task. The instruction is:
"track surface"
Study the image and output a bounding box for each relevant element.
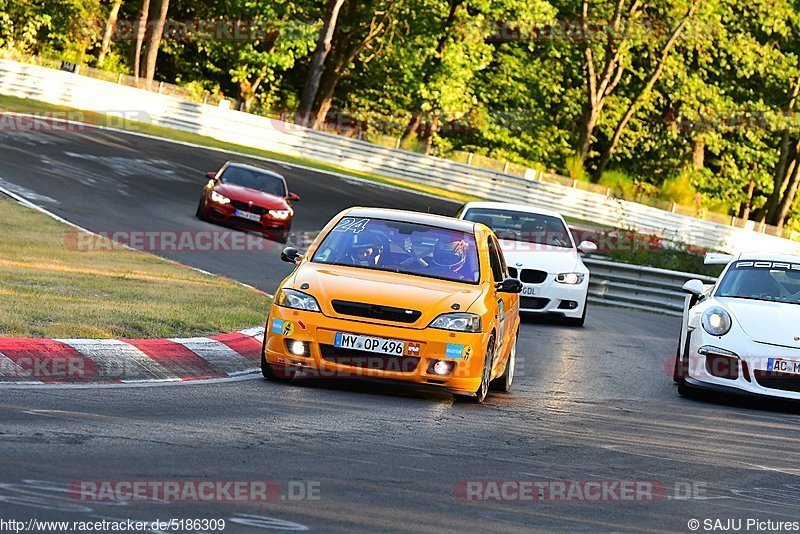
[1,127,800,532]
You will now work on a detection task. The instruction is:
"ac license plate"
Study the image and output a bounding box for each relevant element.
[767,358,800,375]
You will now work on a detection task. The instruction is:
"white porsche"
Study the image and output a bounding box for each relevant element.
[675,252,800,400]
[456,201,597,326]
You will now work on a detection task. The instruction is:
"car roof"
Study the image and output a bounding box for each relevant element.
[345,207,478,233]
[224,161,285,181]
[734,251,800,263]
[461,201,565,220]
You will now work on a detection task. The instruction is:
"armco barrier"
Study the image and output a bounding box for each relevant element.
[1,58,797,255]
[584,258,716,317]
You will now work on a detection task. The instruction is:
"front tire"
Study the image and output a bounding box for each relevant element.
[196,196,207,220]
[261,335,295,382]
[564,299,587,327]
[455,336,495,403]
[491,332,516,393]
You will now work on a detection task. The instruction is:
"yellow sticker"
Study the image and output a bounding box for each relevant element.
[282,321,295,336]
[462,346,472,360]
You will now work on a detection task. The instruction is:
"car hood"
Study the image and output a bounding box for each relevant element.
[499,242,583,274]
[215,183,288,209]
[718,297,800,349]
[291,263,485,328]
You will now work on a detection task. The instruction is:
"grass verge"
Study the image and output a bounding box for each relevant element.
[0,197,271,338]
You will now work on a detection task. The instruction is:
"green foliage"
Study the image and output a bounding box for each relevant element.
[565,154,588,182]
[599,170,636,199]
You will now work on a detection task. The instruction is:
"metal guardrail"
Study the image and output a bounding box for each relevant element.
[1,58,798,255]
[584,258,716,317]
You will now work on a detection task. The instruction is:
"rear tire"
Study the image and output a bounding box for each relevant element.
[491,332,516,393]
[455,336,495,403]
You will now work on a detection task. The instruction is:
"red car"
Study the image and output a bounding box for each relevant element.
[196,162,300,243]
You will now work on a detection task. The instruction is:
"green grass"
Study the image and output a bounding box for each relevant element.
[0,94,478,205]
[0,198,271,338]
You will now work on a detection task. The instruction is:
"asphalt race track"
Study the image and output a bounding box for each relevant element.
[2,126,800,533]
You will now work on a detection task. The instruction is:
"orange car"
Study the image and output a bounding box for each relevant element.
[261,207,522,402]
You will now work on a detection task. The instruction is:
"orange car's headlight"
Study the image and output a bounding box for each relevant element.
[274,289,321,312]
[429,313,482,333]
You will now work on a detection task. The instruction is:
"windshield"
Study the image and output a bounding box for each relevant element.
[312,217,480,284]
[220,166,287,197]
[463,208,573,248]
[716,260,800,304]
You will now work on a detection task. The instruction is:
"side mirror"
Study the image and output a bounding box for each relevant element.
[497,277,523,294]
[281,247,303,264]
[288,192,301,202]
[205,171,217,180]
[682,279,705,296]
[577,241,598,255]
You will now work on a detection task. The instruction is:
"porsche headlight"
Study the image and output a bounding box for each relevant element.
[269,209,292,220]
[429,313,482,333]
[701,307,732,336]
[274,289,321,312]
[556,272,585,284]
[210,190,231,204]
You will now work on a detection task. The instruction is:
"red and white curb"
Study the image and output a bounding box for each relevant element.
[0,326,265,387]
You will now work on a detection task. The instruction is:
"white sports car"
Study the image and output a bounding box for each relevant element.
[675,252,800,400]
[456,202,597,326]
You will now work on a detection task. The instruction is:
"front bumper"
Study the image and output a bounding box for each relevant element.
[685,327,800,401]
[518,275,588,318]
[206,201,291,235]
[263,307,491,395]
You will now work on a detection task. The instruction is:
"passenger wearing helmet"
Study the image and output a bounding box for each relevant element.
[347,231,385,267]
[430,237,468,277]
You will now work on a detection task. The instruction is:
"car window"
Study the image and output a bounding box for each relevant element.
[312,217,480,284]
[220,166,287,197]
[464,208,573,249]
[487,237,505,283]
[716,260,800,304]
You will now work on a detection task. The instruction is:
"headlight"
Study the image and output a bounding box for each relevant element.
[701,307,732,336]
[269,209,292,220]
[556,272,585,284]
[274,289,321,312]
[429,313,482,333]
[210,190,230,204]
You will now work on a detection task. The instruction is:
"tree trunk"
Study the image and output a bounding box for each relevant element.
[593,0,699,178]
[97,0,123,67]
[741,178,756,220]
[143,0,169,87]
[298,0,347,126]
[576,103,600,162]
[776,156,800,229]
[132,0,150,84]
[401,112,423,144]
[765,78,800,223]
[692,135,704,169]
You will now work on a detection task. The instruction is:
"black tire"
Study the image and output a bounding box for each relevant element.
[195,197,207,220]
[563,299,587,327]
[455,336,495,403]
[276,229,290,244]
[672,335,684,383]
[261,333,295,382]
[491,332,517,393]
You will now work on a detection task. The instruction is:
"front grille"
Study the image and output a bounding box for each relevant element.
[231,200,268,215]
[231,218,264,231]
[520,297,549,310]
[520,269,548,284]
[754,370,800,392]
[331,300,421,324]
[508,267,518,278]
[320,345,420,373]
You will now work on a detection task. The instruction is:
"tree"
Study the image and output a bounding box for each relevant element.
[132,0,150,81]
[97,0,122,67]
[142,0,168,86]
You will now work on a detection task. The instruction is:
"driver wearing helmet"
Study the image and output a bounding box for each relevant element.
[347,231,385,267]
[431,236,469,276]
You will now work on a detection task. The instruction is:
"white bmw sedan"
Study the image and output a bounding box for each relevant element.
[675,252,800,400]
[456,202,597,326]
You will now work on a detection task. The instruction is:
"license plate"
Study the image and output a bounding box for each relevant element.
[767,358,800,375]
[235,209,261,222]
[521,285,536,296]
[334,333,405,356]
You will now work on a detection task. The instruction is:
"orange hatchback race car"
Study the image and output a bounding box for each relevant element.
[261,207,522,402]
